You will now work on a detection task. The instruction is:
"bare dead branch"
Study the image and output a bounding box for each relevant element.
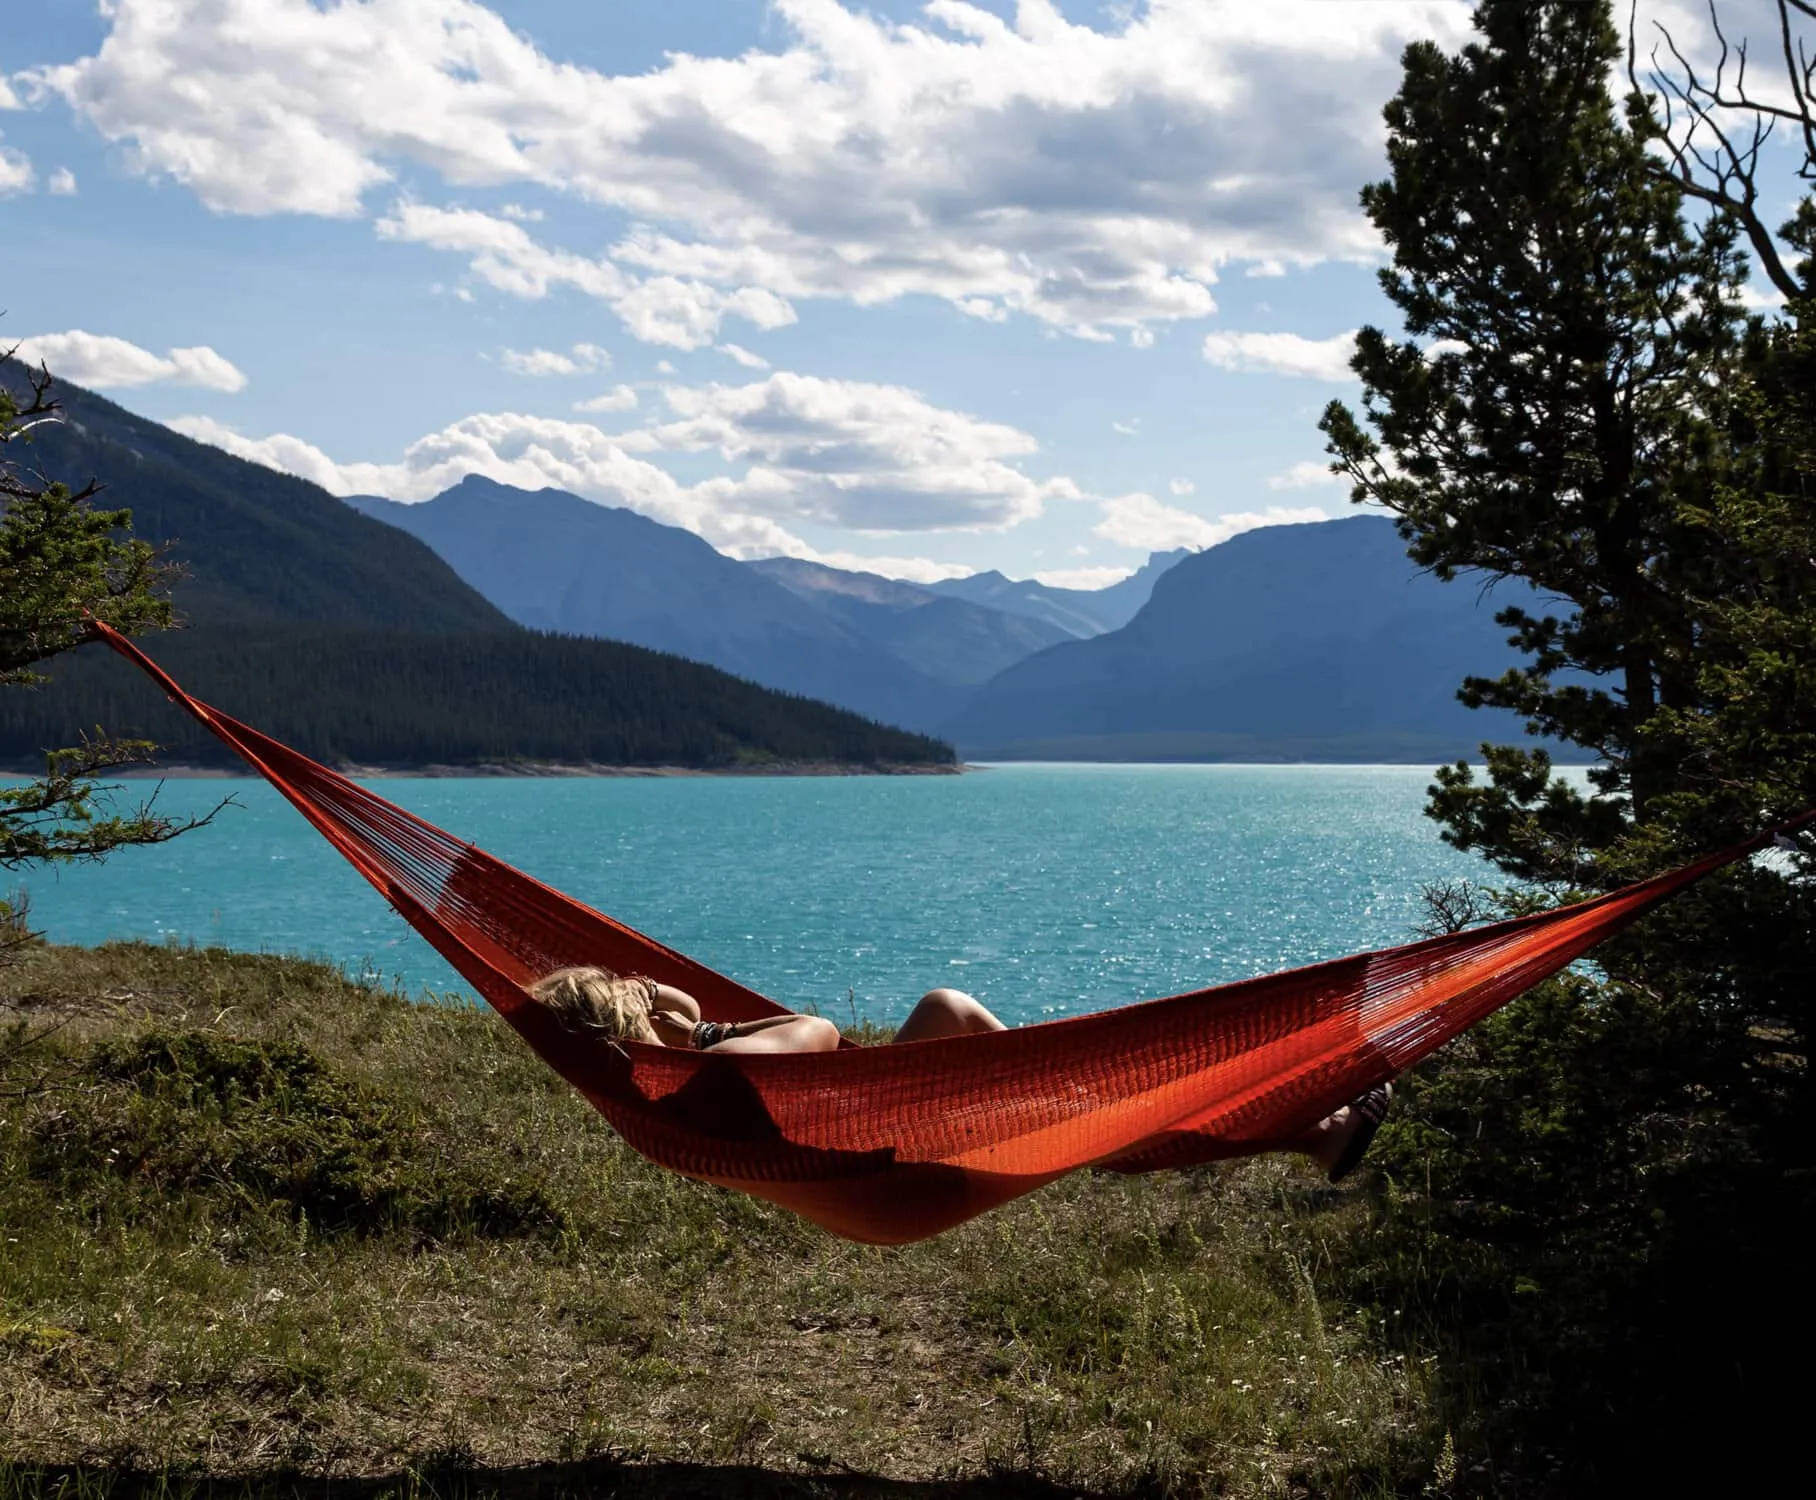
[1629,0,1810,302]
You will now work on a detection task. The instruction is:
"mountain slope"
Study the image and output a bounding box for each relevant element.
[748,556,1074,685]
[2,627,953,770]
[345,479,956,731]
[0,366,508,631]
[0,368,955,769]
[944,516,1535,761]
[927,548,1192,638]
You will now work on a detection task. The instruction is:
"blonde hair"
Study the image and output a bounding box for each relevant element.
[530,966,659,1044]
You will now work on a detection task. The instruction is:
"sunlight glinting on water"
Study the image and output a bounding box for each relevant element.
[22,764,1490,1029]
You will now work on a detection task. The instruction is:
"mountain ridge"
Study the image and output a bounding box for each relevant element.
[927,548,1192,637]
[748,554,1076,686]
[944,515,1534,761]
[0,367,956,769]
[1,367,511,631]
[344,478,958,732]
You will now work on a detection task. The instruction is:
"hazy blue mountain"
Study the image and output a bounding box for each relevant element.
[345,478,955,731]
[927,548,1192,637]
[748,555,1074,685]
[943,516,1536,761]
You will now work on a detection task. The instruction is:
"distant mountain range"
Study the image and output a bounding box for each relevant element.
[0,369,952,770]
[944,515,1533,761]
[925,550,1191,637]
[7,370,1552,766]
[743,556,1075,685]
[343,479,1534,761]
[346,479,1196,731]
[345,480,959,730]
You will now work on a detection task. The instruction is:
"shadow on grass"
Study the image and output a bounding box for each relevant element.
[0,1462,1110,1500]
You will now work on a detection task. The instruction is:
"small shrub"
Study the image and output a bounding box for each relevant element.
[26,1028,567,1245]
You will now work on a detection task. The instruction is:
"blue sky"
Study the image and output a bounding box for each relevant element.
[0,0,1778,585]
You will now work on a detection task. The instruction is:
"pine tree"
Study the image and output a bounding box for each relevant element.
[1,357,210,955]
[1318,0,1815,1477]
[1322,0,1751,860]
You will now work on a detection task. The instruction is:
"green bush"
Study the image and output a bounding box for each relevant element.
[27,1029,567,1246]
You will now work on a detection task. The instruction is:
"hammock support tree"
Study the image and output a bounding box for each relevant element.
[88,621,1814,1245]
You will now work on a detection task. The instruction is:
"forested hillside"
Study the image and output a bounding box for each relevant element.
[0,370,508,630]
[0,627,953,769]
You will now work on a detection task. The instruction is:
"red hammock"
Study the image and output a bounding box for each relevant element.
[88,620,1811,1244]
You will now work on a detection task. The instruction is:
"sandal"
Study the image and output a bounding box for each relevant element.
[1327,1082,1394,1183]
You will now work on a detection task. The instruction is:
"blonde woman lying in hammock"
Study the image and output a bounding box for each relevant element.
[533,966,1394,1183]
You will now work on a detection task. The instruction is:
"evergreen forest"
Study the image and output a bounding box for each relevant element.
[0,626,954,770]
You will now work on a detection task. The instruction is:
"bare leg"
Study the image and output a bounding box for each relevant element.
[891,987,1008,1043]
[1296,1102,1363,1171]
[1294,1083,1394,1179]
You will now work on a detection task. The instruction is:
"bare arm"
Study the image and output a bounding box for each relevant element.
[644,982,841,1053]
[650,981,700,1022]
[709,1014,842,1054]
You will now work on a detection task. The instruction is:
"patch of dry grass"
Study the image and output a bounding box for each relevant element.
[1,943,1448,1498]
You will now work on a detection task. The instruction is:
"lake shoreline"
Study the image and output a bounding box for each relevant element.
[10,759,974,780]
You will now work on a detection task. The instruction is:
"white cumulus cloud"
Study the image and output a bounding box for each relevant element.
[717,343,770,370]
[47,166,77,195]
[10,330,247,391]
[36,0,1474,339]
[1093,494,1329,551]
[169,369,1085,558]
[573,385,639,414]
[172,416,375,493]
[0,137,31,195]
[1267,459,1341,490]
[172,409,811,557]
[1201,329,1358,381]
[1033,564,1137,590]
[622,372,1068,532]
[500,342,610,376]
[808,550,978,585]
[378,202,795,348]
[1168,477,1195,496]
[1735,282,1786,311]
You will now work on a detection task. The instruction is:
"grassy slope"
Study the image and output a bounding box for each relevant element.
[0,944,1447,1499]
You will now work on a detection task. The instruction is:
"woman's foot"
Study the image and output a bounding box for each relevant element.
[1305,1083,1394,1182]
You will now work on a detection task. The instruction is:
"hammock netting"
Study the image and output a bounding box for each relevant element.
[89,620,1813,1244]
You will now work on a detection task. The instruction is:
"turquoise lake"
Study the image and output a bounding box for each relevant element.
[17,764,1492,1029]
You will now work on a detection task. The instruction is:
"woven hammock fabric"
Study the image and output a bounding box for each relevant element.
[89,621,1812,1244]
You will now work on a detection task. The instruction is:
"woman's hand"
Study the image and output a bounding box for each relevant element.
[647,1008,697,1048]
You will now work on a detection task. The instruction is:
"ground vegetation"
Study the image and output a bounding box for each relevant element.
[1,943,1446,1500]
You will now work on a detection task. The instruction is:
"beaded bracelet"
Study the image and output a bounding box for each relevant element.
[691,1020,736,1050]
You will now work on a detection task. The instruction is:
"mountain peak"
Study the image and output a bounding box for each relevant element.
[448,472,514,495]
